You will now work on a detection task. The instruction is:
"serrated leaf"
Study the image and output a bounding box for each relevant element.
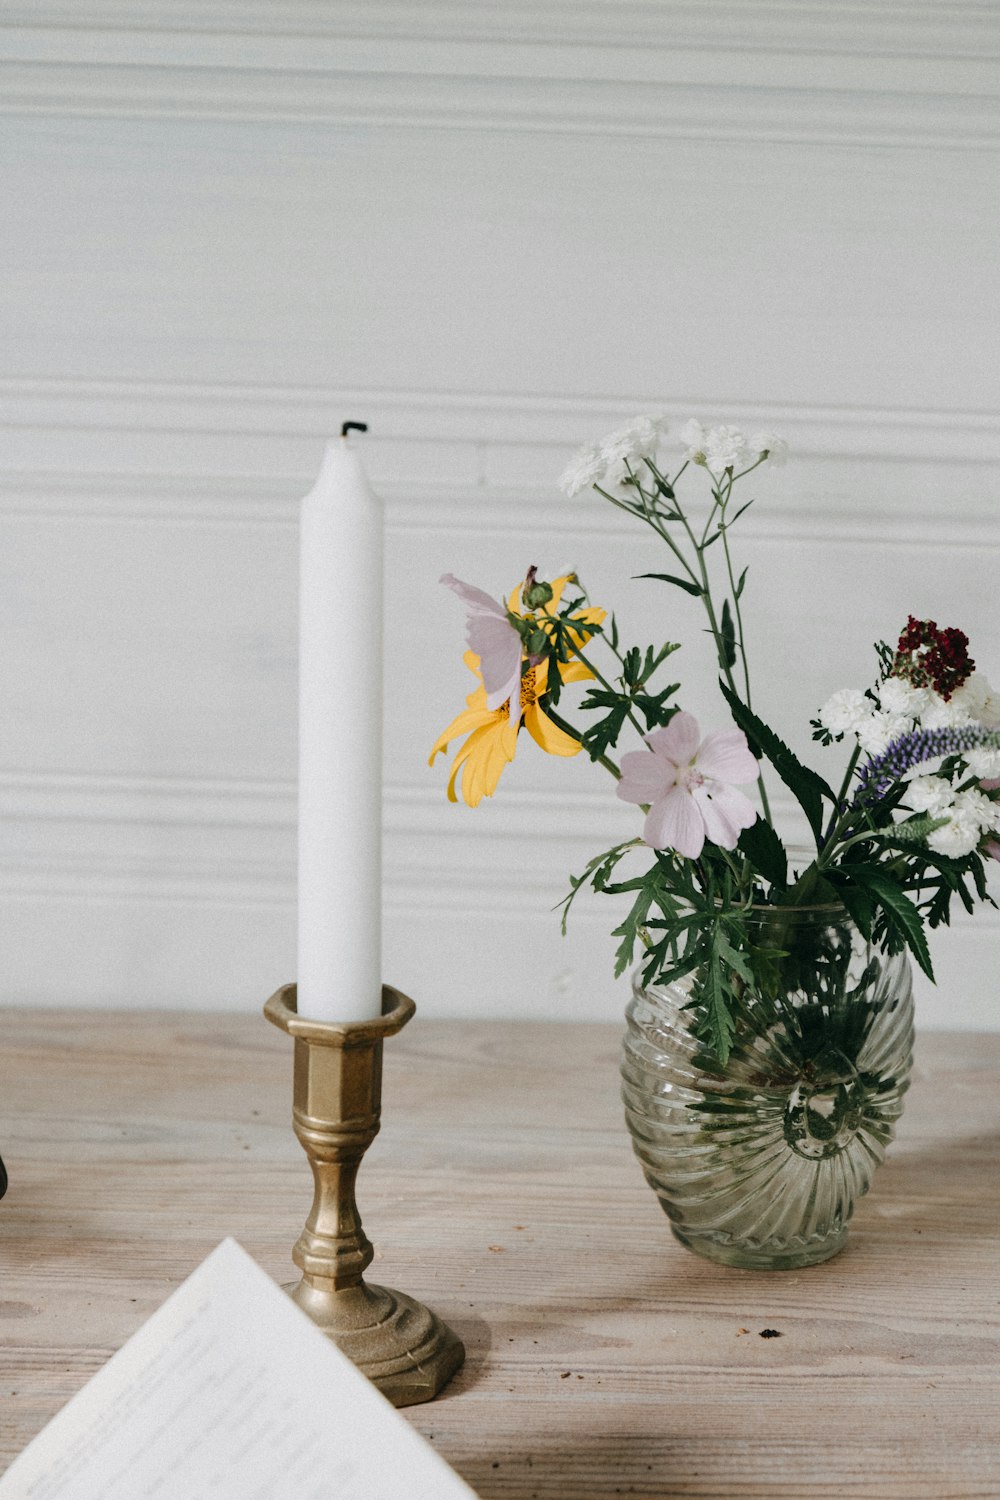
[719,681,835,843]
[738,819,787,888]
[848,867,935,980]
[823,869,874,940]
[611,886,655,977]
[695,942,737,1066]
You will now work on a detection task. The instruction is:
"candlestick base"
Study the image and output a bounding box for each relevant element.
[264,982,465,1407]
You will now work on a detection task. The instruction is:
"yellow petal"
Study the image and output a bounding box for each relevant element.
[561,606,606,651]
[559,658,594,685]
[429,703,496,764]
[525,702,582,757]
[443,717,519,806]
[446,726,488,805]
[544,575,571,613]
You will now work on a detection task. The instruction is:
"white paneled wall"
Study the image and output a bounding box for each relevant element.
[1,3,997,1024]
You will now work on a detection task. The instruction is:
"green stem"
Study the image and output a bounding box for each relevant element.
[815,746,865,863]
[544,703,620,780]
[592,459,772,823]
[833,742,862,810]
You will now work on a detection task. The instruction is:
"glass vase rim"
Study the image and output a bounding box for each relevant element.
[744,901,851,916]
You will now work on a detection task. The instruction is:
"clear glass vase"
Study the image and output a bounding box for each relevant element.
[620,907,914,1270]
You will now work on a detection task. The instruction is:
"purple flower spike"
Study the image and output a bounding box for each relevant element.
[853,724,1000,807]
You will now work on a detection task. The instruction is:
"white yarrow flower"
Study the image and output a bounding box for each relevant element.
[599,414,667,467]
[559,443,606,498]
[903,776,955,816]
[560,414,668,497]
[948,672,999,725]
[749,430,789,467]
[702,425,748,478]
[928,809,984,858]
[952,787,998,829]
[878,676,928,720]
[818,688,870,737]
[679,418,708,463]
[979,683,1000,728]
[966,745,1000,779]
[856,710,911,757]
[920,693,976,730]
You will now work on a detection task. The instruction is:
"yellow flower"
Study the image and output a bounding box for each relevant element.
[430,650,593,807]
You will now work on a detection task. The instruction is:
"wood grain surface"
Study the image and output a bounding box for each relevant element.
[0,1010,998,1498]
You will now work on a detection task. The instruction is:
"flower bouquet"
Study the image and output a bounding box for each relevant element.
[431,417,999,1267]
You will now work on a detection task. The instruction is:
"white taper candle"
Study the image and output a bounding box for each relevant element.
[296,433,383,1021]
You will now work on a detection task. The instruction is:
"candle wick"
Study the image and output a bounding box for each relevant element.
[341,421,369,438]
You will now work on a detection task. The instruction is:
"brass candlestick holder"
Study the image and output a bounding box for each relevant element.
[264,981,465,1407]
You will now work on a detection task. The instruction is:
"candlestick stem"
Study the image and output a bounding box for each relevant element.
[264,982,465,1407]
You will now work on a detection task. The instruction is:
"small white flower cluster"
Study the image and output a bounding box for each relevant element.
[559,415,788,497]
[819,671,1000,858]
[819,672,1000,762]
[680,420,788,478]
[905,777,1000,858]
[559,414,669,498]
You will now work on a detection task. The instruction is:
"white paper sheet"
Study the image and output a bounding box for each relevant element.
[0,1239,477,1499]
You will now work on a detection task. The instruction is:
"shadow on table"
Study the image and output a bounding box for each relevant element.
[434,1309,494,1398]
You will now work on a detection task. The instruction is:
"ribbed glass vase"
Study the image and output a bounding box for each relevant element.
[621,907,914,1270]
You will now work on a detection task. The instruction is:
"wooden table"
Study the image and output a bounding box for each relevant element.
[1,1011,998,1498]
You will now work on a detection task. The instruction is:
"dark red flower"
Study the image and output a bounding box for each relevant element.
[893,616,974,701]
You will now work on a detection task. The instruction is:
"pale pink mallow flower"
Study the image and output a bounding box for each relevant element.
[441,574,523,719]
[617,710,760,858]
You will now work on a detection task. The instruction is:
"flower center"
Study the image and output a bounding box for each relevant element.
[496,665,539,721]
[677,762,705,792]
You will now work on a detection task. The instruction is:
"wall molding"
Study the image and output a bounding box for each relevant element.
[1,5,997,148]
[4,2,996,55]
[5,376,999,458]
[3,770,997,929]
[3,378,999,544]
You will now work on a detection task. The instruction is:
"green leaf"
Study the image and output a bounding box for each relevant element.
[719,599,737,670]
[580,698,630,760]
[735,566,749,600]
[692,934,738,1066]
[634,572,703,598]
[727,497,755,527]
[718,681,836,844]
[823,869,874,940]
[847,867,935,980]
[557,839,636,934]
[611,885,655,978]
[738,819,788,888]
[634,687,680,731]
